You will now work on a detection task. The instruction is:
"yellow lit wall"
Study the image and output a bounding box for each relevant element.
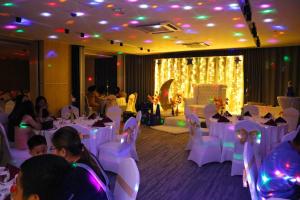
[42,40,71,115]
[155,56,244,114]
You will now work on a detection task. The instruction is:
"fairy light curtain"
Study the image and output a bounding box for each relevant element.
[154,56,244,114]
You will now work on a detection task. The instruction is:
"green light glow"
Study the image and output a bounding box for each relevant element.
[136,16,147,21]
[2,2,14,7]
[163,35,170,39]
[195,15,209,20]
[260,9,276,14]
[223,142,234,148]
[261,174,270,184]
[283,55,290,62]
[93,34,101,38]
[71,163,77,168]
[233,153,243,160]
[117,51,123,55]
[233,32,243,37]
[19,122,29,129]
[177,120,186,127]
[48,64,52,67]
[16,29,24,33]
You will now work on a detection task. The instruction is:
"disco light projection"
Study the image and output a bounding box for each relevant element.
[46,50,58,58]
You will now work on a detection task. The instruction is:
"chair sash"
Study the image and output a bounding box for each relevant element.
[236,129,261,145]
[116,174,135,198]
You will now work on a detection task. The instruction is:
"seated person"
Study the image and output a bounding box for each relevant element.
[11,154,71,200]
[61,104,79,120]
[87,85,101,111]
[257,129,300,199]
[35,96,52,122]
[51,126,110,190]
[14,100,41,150]
[27,135,47,157]
[287,80,295,97]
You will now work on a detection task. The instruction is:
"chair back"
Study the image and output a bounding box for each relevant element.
[188,113,203,142]
[122,117,138,145]
[0,123,12,164]
[204,103,217,128]
[135,111,142,128]
[116,97,127,106]
[126,93,137,113]
[114,158,140,200]
[281,125,300,142]
[244,105,259,116]
[61,105,79,119]
[283,107,300,132]
[243,142,259,200]
[106,106,122,134]
[85,96,93,115]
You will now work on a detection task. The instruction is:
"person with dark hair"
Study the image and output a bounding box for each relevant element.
[11,154,71,200]
[87,85,101,112]
[51,126,110,188]
[287,80,295,97]
[7,94,29,142]
[35,96,51,122]
[27,135,47,156]
[14,100,41,150]
[257,129,300,199]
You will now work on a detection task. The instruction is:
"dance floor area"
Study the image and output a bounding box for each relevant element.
[129,126,251,200]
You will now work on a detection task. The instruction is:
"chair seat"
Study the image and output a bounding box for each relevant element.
[99,142,130,156]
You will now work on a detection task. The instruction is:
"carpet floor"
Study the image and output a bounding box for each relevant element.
[134,126,251,200]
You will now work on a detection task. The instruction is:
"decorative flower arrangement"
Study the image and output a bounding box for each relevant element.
[213,97,228,114]
[170,93,183,115]
[147,92,160,105]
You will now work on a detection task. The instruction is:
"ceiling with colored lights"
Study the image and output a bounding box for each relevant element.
[0,0,299,55]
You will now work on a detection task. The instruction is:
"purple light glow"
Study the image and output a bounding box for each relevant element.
[235,23,245,28]
[128,0,138,2]
[4,25,17,30]
[185,29,198,34]
[46,50,58,58]
[272,25,286,31]
[260,4,271,9]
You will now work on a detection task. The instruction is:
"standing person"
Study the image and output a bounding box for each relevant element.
[287,80,295,97]
[257,129,300,199]
[14,100,41,150]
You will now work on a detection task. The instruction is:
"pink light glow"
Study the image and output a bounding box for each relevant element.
[267,38,279,44]
[170,4,180,9]
[260,4,271,8]
[144,39,153,43]
[4,25,17,30]
[128,0,138,2]
[228,125,235,131]
[214,6,223,11]
[129,20,139,24]
[235,23,245,28]
[181,24,191,28]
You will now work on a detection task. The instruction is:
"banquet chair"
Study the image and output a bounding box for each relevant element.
[126,93,137,113]
[184,106,194,150]
[244,105,259,116]
[114,158,140,200]
[98,117,138,173]
[202,103,217,135]
[187,113,221,167]
[282,107,299,132]
[106,105,122,135]
[231,120,262,176]
[61,105,79,119]
[281,125,300,142]
[85,95,94,116]
[0,123,30,167]
[135,111,142,137]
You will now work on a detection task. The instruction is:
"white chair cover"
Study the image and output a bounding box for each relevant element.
[126,93,137,113]
[231,120,262,176]
[187,113,221,167]
[244,105,259,116]
[282,107,299,132]
[61,105,79,119]
[243,141,259,200]
[184,107,193,150]
[0,123,30,167]
[114,158,140,200]
[204,103,217,128]
[281,125,300,142]
[135,111,142,136]
[106,106,122,135]
[98,117,138,173]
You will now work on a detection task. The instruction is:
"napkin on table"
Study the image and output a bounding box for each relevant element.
[212,113,222,119]
[264,119,277,126]
[275,117,287,123]
[217,116,230,123]
[244,111,252,117]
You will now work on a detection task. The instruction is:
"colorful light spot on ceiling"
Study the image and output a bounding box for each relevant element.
[139,4,149,9]
[2,2,14,7]
[283,55,290,62]
[233,153,243,160]
[235,23,245,28]
[185,29,198,34]
[128,0,138,2]
[183,5,193,10]
[74,12,85,16]
[122,23,128,27]
[55,28,65,33]
[4,25,17,30]
[48,35,58,39]
[40,12,52,17]
[47,2,57,7]
[272,25,286,31]
[66,20,75,25]
[152,5,158,8]
[16,29,24,33]
[238,38,247,42]
[98,20,108,25]
[175,40,183,44]
[234,32,243,37]
[263,18,273,23]
[170,4,180,9]
[214,6,223,11]
[267,38,279,43]
[88,76,93,81]
[93,34,101,38]
[260,4,271,9]
[117,51,123,55]
[136,16,146,21]
[163,35,170,39]
[228,3,239,10]
[181,24,191,28]
[144,39,153,43]
[89,2,100,5]
[106,4,114,8]
[197,2,203,6]
[196,15,209,20]
[94,0,105,2]
[177,120,186,127]
[232,17,240,21]
[261,174,270,184]
[260,9,276,14]
[0,13,10,16]
[129,20,139,24]
[223,142,234,148]
[206,23,215,27]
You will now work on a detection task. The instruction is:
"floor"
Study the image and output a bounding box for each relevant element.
[133,126,251,200]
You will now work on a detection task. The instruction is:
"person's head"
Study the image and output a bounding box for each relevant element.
[35,96,48,111]
[288,80,293,87]
[11,154,71,200]
[27,135,47,156]
[292,128,300,152]
[51,126,83,161]
[114,86,120,95]
[87,85,97,93]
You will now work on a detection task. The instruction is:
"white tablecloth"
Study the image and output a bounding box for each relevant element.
[40,118,115,156]
[209,116,288,162]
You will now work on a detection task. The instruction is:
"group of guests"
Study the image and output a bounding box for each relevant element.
[12,126,110,200]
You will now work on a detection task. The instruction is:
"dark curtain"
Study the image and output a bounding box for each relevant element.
[125,45,300,106]
[71,45,81,108]
[95,56,117,95]
[125,55,155,106]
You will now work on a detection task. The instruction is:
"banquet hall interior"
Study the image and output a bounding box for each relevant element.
[0,0,300,200]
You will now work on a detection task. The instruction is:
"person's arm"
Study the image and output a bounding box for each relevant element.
[24,115,42,130]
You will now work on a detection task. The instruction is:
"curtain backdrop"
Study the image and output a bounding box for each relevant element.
[155,56,244,113]
[125,45,300,107]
